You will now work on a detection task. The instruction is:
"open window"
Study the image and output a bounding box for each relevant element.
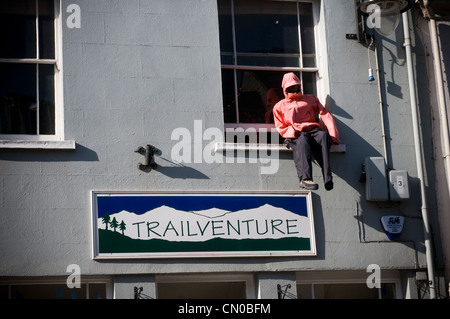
[218,0,319,143]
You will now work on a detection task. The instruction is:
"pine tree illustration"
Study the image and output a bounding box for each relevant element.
[119,220,126,235]
[101,213,111,230]
[110,217,119,232]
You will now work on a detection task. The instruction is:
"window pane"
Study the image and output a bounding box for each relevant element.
[299,3,316,67]
[157,282,247,299]
[236,70,285,124]
[234,0,300,67]
[381,283,396,299]
[218,0,234,65]
[297,284,313,299]
[89,284,107,299]
[223,70,315,124]
[0,285,9,299]
[302,72,317,95]
[313,283,380,299]
[298,283,396,299]
[0,64,37,134]
[222,69,237,123]
[11,284,87,299]
[39,64,55,134]
[39,0,55,59]
[0,0,37,59]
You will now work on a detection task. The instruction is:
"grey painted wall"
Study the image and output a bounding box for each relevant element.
[0,0,443,283]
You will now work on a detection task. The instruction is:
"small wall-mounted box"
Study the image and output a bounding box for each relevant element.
[389,170,410,200]
[364,157,389,201]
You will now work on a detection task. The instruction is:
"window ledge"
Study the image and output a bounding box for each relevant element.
[215,142,346,153]
[0,140,76,150]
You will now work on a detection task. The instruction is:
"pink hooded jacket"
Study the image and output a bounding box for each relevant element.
[273,73,340,144]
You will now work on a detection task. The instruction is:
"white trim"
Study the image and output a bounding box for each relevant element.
[0,58,57,64]
[221,64,319,72]
[54,0,64,139]
[0,140,75,150]
[0,0,66,143]
[214,142,346,153]
[224,123,275,130]
[314,0,330,102]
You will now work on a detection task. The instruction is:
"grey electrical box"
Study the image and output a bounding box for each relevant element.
[364,157,389,201]
[389,170,410,200]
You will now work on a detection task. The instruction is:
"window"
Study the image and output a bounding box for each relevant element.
[218,0,319,132]
[0,0,63,143]
[0,278,112,299]
[296,271,401,299]
[156,274,256,299]
[297,282,397,299]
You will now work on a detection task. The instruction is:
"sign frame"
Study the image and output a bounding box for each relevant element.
[91,190,316,259]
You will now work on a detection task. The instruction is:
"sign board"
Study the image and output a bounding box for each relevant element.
[91,191,316,259]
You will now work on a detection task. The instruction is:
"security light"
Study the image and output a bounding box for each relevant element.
[358,0,412,36]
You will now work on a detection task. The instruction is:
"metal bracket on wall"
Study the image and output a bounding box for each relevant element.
[277,284,297,299]
[135,145,159,171]
[133,286,153,299]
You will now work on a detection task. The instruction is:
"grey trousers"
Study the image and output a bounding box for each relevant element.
[288,130,333,184]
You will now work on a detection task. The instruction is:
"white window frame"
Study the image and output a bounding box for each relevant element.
[0,0,74,149]
[220,0,329,133]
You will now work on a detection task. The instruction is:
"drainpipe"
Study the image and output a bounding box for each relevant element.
[374,39,389,167]
[402,11,437,299]
[426,4,450,210]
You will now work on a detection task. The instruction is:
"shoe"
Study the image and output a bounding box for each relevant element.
[299,179,319,190]
[325,180,334,191]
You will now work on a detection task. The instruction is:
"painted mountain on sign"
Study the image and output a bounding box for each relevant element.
[97,204,311,242]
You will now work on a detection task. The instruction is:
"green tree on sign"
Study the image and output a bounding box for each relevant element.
[102,213,111,230]
[119,220,126,235]
[110,217,119,232]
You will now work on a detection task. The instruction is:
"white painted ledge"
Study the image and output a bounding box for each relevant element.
[215,142,346,153]
[0,140,76,150]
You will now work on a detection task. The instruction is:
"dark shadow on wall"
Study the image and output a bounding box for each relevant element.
[0,143,99,162]
[153,156,210,180]
[437,24,450,94]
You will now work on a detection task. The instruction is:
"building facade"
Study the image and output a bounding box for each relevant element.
[0,0,449,299]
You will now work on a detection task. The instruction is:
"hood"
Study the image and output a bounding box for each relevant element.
[281,72,302,99]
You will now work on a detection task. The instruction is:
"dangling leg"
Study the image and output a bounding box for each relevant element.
[289,133,318,190]
[312,130,333,190]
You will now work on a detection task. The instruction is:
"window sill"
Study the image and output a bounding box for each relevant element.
[214,142,346,153]
[0,140,76,150]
